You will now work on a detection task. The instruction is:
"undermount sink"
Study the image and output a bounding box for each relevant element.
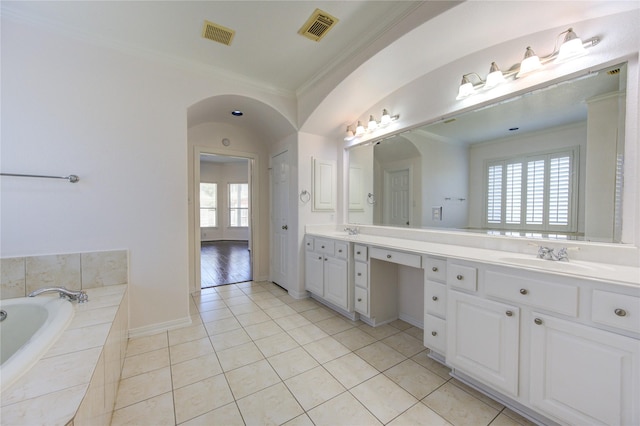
[499,257,609,272]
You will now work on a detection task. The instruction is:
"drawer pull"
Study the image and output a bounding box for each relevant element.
[387,254,392,259]
[307,242,310,246]
[432,296,438,301]
[357,251,361,255]
[324,258,327,261]
[520,288,528,295]
[431,331,437,336]
[317,256,322,260]
[534,318,543,325]
[338,249,343,253]
[432,267,438,272]
[506,310,513,317]
[614,308,627,317]
[321,245,325,249]
[357,298,362,302]
[456,274,463,280]
[357,272,362,277]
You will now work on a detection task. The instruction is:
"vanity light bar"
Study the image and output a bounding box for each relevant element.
[456,28,599,100]
[345,109,400,141]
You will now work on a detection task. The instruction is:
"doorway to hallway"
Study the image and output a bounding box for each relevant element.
[200,240,251,288]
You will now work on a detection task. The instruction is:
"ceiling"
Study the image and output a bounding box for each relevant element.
[1,1,422,96]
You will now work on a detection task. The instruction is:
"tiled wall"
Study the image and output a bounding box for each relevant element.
[0,250,128,299]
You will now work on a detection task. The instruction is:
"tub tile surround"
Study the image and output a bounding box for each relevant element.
[109,281,536,426]
[306,225,640,285]
[0,249,128,299]
[0,285,129,426]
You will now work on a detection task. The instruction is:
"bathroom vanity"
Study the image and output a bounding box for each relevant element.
[304,227,640,426]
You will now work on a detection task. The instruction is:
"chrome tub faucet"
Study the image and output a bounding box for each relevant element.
[28,287,89,303]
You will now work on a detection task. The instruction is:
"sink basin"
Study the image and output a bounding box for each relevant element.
[498,257,606,272]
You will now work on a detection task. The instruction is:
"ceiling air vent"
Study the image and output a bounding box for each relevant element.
[298,9,339,42]
[202,20,235,46]
[607,68,621,75]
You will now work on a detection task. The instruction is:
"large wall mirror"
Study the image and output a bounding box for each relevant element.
[348,62,628,243]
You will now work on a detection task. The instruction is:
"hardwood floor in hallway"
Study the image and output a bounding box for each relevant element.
[201,240,251,288]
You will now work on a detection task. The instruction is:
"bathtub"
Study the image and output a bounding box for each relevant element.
[0,296,74,391]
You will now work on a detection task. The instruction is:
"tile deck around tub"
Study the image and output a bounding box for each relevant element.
[111,281,537,426]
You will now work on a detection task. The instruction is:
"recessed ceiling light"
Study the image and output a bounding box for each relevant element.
[231,110,243,117]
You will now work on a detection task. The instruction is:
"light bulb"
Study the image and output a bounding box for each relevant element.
[485,62,506,88]
[517,46,542,77]
[368,115,378,131]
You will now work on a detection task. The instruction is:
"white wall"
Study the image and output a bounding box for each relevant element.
[200,160,249,242]
[1,18,296,332]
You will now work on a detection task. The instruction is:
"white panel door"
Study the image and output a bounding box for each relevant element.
[384,168,410,226]
[271,150,289,289]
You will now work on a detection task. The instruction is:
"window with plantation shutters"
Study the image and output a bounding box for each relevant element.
[485,148,577,232]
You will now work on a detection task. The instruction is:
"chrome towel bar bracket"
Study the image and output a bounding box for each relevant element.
[1,173,79,183]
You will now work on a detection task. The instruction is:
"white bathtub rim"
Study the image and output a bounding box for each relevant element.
[0,296,74,392]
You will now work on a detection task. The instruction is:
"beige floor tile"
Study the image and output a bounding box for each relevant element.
[225,359,282,399]
[262,304,298,319]
[111,391,175,426]
[284,366,346,411]
[217,341,264,371]
[194,291,221,302]
[179,402,244,426]
[254,297,285,309]
[387,401,452,426]
[411,351,452,380]
[300,307,336,323]
[248,291,279,301]
[356,341,407,372]
[224,294,253,306]
[288,298,321,313]
[169,337,214,365]
[203,316,242,336]
[307,392,382,426]
[384,359,447,399]
[423,382,500,426]
[236,382,304,425]
[287,323,329,345]
[382,332,426,358]
[173,375,234,424]
[389,319,413,331]
[121,347,170,379]
[274,313,312,330]
[196,298,227,313]
[228,301,262,315]
[333,327,377,351]
[323,353,379,389]
[303,336,351,364]
[490,412,523,426]
[168,323,208,346]
[171,353,222,389]
[199,307,233,323]
[209,327,252,351]
[114,366,172,409]
[358,323,401,340]
[215,288,246,299]
[267,347,319,380]
[450,379,505,411]
[277,294,300,305]
[351,374,418,424]
[314,316,355,335]
[235,310,272,327]
[501,408,539,426]
[244,320,284,340]
[126,332,168,357]
[254,331,300,358]
[283,413,315,426]
[404,326,424,341]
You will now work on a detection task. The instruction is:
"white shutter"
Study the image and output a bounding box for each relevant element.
[548,156,571,226]
[487,164,502,224]
[505,162,522,224]
[526,159,545,225]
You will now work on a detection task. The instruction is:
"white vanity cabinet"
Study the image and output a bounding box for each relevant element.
[353,244,369,316]
[424,257,447,355]
[304,236,351,311]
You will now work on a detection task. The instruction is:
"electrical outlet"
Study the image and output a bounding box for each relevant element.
[432,206,443,221]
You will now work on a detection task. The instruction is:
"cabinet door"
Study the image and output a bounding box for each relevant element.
[305,252,324,296]
[530,313,639,426]
[447,290,520,397]
[324,257,348,310]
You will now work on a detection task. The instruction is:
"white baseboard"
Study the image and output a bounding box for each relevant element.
[128,316,192,339]
[399,312,424,329]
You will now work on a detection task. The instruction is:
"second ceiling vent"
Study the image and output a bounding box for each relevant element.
[298,8,339,42]
[202,20,235,46]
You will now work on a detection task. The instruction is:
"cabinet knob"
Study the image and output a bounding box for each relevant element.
[534,318,543,325]
[387,254,392,259]
[506,310,513,317]
[324,258,328,261]
[432,296,438,301]
[338,249,342,253]
[357,298,362,302]
[431,331,437,336]
[519,288,528,295]
[357,251,361,255]
[432,267,438,272]
[614,308,627,317]
[456,274,463,280]
[357,272,362,276]
[318,256,322,260]
[321,245,325,249]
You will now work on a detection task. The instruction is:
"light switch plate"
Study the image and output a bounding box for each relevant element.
[432,206,443,221]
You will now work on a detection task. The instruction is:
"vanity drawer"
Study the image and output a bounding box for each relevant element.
[425,281,447,318]
[448,263,477,292]
[335,242,349,260]
[355,286,369,316]
[591,290,640,334]
[425,257,446,282]
[354,244,368,262]
[370,247,422,268]
[485,270,578,317]
[354,261,368,288]
[315,239,335,255]
[305,236,315,251]
[424,314,446,354]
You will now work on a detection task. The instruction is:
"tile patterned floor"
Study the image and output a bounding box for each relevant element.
[111,282,537,426]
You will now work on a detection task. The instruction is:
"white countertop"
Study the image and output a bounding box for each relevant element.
[306,230,640,288]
